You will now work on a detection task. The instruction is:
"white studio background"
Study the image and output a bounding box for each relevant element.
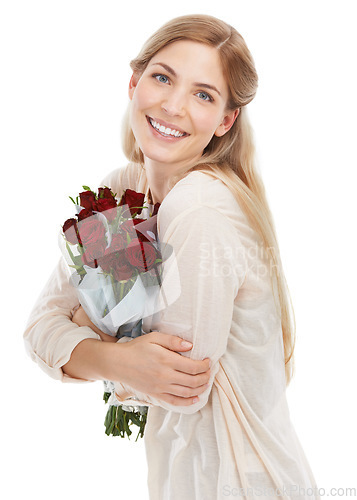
[1,1,356,499]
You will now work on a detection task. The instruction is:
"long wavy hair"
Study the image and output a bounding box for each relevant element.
[121,14,296,386]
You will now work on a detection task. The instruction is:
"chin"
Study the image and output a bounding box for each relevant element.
[146,153,175,164]
[141,145,176,163]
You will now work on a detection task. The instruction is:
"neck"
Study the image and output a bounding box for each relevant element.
[144,162,170,205]
[144,154,201,205]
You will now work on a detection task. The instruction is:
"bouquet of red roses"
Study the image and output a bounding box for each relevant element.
[59,185,167,439]
[60,186,163,336]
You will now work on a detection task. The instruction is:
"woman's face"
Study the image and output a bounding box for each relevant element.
[128,40,238,169]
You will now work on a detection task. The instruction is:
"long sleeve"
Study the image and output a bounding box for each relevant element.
[23,162,145,382]
[115,200,248,413]
[23,257,101,382]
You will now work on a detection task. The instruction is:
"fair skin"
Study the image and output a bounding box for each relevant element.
[67,307,212,406]
[64,40,239,406]
[128,40,239,204]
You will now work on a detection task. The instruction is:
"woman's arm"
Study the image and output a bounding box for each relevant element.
[116,203,247,413]
[23,166,132,382]
[62,329,211,406]
[23,257,102,382]
[24,259,211,403]
[71,306,117,342]
[23,166,211,402]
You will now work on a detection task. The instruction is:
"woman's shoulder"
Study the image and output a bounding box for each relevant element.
[158,170,248,241]
[161,170,242,220]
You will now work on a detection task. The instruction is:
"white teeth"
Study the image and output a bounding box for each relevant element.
[149,117,185,137]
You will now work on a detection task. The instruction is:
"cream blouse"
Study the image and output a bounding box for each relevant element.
[24,163,320,500]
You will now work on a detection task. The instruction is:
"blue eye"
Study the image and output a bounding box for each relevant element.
[152,73,213,102]
[153,73,169,84]
[196,91,213,102]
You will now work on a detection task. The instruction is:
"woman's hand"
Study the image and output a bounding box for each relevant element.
[72,306,117,342]
[70,306,211,406]
[112,332,211,407]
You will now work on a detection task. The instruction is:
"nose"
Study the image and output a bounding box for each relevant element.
[161,89,186,117]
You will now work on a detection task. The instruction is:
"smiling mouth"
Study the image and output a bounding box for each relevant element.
[146,116,189,138]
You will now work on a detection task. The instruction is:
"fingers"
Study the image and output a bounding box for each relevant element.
[157,393,201,407]
[71,306,84,325]
[150,375,210,407]
[98,331,118,343]
[72,306,116,341]
[171,370,211,389]
[149,332,192,352]
[175,355,211,375]
[149,332,193,352]
[167,381,209,399]
[148,332,211,375]
[152,360,211,405]
[129,332,212,407]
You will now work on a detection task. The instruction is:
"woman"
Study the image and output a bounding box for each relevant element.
[24,14,320,500]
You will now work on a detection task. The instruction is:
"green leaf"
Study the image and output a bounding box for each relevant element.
[123,413,132,438]
[82,185,92,191]
[103,401,148,439]
[104,185,117,198]
[107,406,116,435]
[104,408,112,435]
[65,241,78,266]
[103,392,111,404]
[68,264,83,271]
[69,196,76,204]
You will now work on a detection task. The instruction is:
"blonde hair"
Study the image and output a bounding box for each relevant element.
[121,14,296,386]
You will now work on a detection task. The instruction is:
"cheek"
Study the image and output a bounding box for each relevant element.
[194,109,220,137]
[134,82,161,111]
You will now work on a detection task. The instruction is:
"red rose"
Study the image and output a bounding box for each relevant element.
[110,233,126,252]
[63,218,79,245]
[125,238,157,272]
[98,187,116,200]
[97,250,116,273]
[131,218,157,243]
[112,261,133,281]
[120,218,146,239]
[118,189,145,216]
[77,218,106,247]
[81,242,106,267]
[95,197,118,221]
[80,190,97,210]
[77,207,94,221]
[152,202,160,216]
[120,219,134,235]
[81,257,97,269]
[98,249,133,281]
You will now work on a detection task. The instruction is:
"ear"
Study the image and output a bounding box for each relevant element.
[214,108,240,137]
[128,71,140,100]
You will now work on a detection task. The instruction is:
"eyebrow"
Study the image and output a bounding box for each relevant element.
[150,62,222,97]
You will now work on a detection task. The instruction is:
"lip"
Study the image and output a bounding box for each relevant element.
[146,115,189,135]
[146,116,189,142]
